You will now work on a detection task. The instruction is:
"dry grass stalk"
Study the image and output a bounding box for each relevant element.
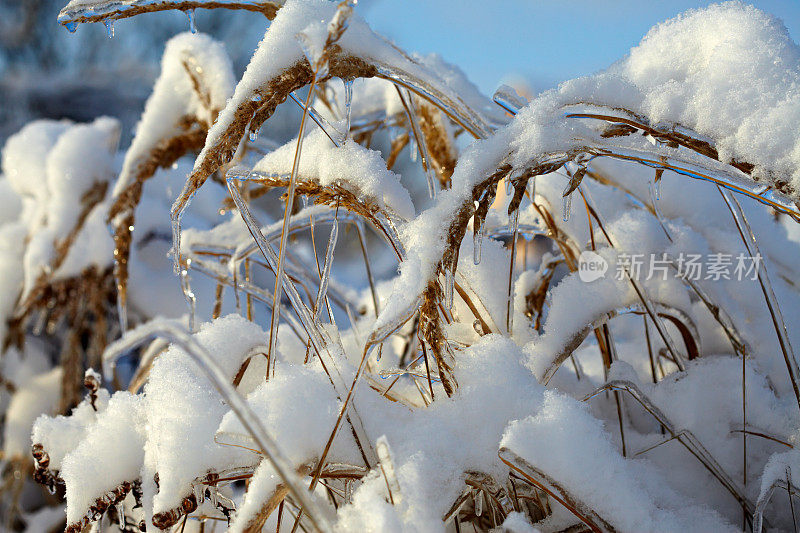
[417,100,458,188]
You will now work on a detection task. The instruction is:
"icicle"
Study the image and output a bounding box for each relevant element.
[64,21,79,33]
[302,195,309,208]
[473,220,485,265]
[115,502,125,527]
[505,177,513,197]
[527,176,536,203]
[654,173,662,201]
[313,219,339,320]
[474,489,483,516]
[344,480,352,503]
[180,262,197,333]
[186,8,196,34]
[408,136,418,162]
[506,208,520,336]
[444,267,454,311]
[248,128,259,142]
[171,217,182,273]
[193,483,206,505]
[116,292,128,333]
[343,78,354,141]
[103,19,114,39]
[562,192,572,221]
[212,487,219,507]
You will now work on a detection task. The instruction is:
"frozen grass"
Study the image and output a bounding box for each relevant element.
[0,1,799,532]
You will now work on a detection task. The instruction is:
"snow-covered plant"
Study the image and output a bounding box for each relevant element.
[2,0,800,531]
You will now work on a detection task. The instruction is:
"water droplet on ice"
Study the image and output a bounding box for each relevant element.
[64,21,79,33]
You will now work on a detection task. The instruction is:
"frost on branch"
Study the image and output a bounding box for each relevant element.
[8,0,800,532]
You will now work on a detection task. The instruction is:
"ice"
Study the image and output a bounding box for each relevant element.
[561,192,572,222]
[492,84,528,115]
[186,8,196,34]
[342,77,354,140]
[313,218,338,321]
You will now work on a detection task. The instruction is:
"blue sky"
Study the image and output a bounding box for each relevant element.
[360,1,800,95]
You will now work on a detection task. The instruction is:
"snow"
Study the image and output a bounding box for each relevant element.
[141,314,268,516]
[31,389,110,473]
[501,389,736,532]
[60,392,144,526]
[253,128,415,220]
[2,120,71,227]
[222,360,347,532]
[4,368,62,460]
[4,116,120,298]
[112,32,234,202]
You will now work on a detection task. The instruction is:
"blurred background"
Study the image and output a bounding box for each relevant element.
[1,0,799,142]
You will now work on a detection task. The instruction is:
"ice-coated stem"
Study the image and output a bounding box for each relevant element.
[288,92,343,147]
[395,85,437,199]
[578,185,686,372]
[312,214,339,322]
[355,220,380,316]
[268,73,319,377]
[719,187,800,413]
[583,379,755,524]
